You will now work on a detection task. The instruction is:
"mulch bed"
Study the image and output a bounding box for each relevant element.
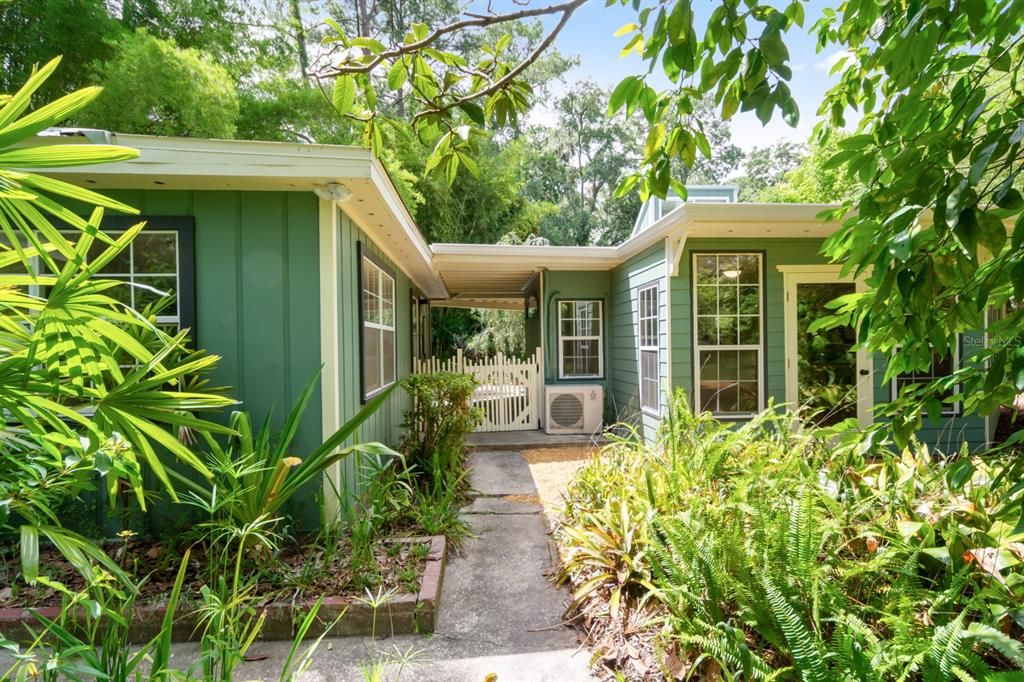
[0,534,429,611]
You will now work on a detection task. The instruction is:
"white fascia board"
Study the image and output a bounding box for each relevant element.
[367,159,439,288]
[34,129,448,297]
[431,243,621,270]
[430,200,839,278]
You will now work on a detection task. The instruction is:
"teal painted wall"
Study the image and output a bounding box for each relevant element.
[671,239,823,411]
[88,191,416,528]
[608,244,668,441]
[670,238,988,452]
[103,189,323,443]
[329,207,414,507]
[89,189,324,528]
[871,335,988,453]
[542,270,611,385]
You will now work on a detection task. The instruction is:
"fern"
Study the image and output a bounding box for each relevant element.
[761,575,829,682]
[677,621,777,680]
[964,622,1024,670]
[923,611,969,682]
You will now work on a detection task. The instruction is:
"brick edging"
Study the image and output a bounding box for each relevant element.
[0,534,446,643]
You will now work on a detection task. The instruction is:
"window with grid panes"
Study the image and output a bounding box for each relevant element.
[693,253,762,415]
[558,300,603,378]
[361,247,397,399]
[638,284,659,413]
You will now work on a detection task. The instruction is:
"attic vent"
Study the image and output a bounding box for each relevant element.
[549,392,584,429]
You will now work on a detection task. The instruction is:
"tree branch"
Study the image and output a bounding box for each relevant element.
[317,0,588,77]
[411,0,582,122]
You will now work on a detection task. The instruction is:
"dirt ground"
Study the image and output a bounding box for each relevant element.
[520,446,601,528]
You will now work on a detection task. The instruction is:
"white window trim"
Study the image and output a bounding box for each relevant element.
[891,339,961,417]
[638,283,660,416]
[692,252,765,418]
[557,299,604,379]
[362,254,397,400]
[45,229,182,326]
[779,265,873,428]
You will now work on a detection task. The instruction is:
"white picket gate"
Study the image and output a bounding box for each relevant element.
[414,347,543,432]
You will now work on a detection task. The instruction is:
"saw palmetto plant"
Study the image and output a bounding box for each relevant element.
[0,57,236,583]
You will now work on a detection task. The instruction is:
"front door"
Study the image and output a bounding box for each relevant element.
[782,267,872,427]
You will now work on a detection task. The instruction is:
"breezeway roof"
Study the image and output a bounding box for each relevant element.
[429,202,840,309]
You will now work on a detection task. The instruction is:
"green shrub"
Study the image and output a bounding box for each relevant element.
[171,373,399,530]
[399,372,482,478]
[556,389,1024,680]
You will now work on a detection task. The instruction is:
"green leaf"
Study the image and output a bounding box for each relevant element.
[968,140,998,185]
[332,75,357,115]
[20,526,38,583]
[458,101,485,125]
[608,76,641,115]
[350,37,385,53]
[759,30,789,66]
[0,145,138,168]
[386,60,407,90]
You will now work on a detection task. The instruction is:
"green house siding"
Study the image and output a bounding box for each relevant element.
[88,189,324,527]
[671,238,825,413]
[871,334,988,453]
[671,237,988,451]
[101,189,322,440]
[88,191,417,528]
[329,207,414,506]
[609,244,668,440]
[542,270,611,385]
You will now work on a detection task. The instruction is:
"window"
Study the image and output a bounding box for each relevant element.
[638,284,660,414]
[15,216,196,334]
[693,253,762,416]
[559,300,603,378]
[69,229,183,327]
[893,343,959,415]
[360,245,396,400]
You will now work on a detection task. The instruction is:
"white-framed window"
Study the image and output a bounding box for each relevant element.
[558,300,603,378]
[19,217,196,333]
[693,252,763,416]
[892,342,960,416]
[59,229,183,327]
[360,246,396,400]
[638,284,660,414]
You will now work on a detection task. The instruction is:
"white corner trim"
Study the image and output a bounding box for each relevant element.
[318,199,343,522]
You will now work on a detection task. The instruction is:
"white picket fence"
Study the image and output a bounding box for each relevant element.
[414,347,543,432]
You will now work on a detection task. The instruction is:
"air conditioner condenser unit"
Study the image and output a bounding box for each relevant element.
[545,385,603,435]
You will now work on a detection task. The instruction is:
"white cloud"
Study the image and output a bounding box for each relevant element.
[815,49,853,73]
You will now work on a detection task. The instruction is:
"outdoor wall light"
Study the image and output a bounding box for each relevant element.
[313,182,353,203]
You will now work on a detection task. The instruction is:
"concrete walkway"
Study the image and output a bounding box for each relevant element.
[227,448,594,681]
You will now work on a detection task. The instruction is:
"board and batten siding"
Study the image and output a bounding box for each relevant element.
[91,189,324,527]
[608,243,669,441]
[671,237,987,452]
[325,206,414,515]
[90,190,415,528]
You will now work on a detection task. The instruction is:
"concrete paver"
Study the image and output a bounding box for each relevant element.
[216,449,593,681]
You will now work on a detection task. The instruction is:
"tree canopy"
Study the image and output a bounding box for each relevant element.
[80,29,239,138]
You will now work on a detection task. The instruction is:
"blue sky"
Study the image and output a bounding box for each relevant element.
[523,0,846,151]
